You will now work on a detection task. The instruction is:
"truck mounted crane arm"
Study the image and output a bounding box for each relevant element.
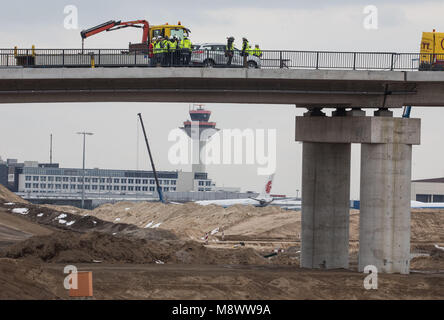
[80,19,150,45]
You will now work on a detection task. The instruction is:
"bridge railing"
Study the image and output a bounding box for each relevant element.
[1,48,443,71]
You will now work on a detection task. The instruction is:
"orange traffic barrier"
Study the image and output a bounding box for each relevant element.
[69,271,93,298]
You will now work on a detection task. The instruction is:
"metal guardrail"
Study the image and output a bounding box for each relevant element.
[1,48,444,71]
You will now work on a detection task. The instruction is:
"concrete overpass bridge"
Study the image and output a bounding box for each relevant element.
[0,50,442,274]
[1,67,444,107]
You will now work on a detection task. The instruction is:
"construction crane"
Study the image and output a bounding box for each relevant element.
[80,19,190,53]
[137,113,164,203]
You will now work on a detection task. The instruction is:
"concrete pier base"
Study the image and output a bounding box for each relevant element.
[296,115,420,274]
[359,143,412,274]
[300,142,351,269]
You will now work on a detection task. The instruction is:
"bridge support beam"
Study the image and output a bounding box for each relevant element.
[296,112,420,273]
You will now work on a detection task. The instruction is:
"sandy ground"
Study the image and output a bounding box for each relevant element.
[0,186,443,300]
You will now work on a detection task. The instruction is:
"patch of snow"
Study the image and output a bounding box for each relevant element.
[114,218,121,222]
[125,208,130,211]
[434,244,444,251]
[151,222,162,228]
[12,208,29,215]
[66,221,75,226]
[144,221,154,228]
[92,260,102,263]
[155,260,164,264]
[210,227,219,235]
[92,221,97,225]
[58,219,67,224]
[56,213,67,219]
[112,232,117,236]
[4,202,14,206]
[37,213,44,217]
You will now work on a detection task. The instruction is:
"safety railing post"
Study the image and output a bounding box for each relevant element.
[62,49,65,67]
[390,53,395,70]
[353,52,356,70]
[316,52,319,70]
[279,51,283,68]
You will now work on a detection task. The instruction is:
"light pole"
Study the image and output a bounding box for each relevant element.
[77,131,94,208]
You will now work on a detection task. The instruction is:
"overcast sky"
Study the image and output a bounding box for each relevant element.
[1,0,444,198]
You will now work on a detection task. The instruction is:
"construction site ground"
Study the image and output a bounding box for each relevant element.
[0,185,443,300]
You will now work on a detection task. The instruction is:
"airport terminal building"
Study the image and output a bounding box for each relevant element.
[8,162,214,195]
[0,157,251,208]
[411,177,444,202]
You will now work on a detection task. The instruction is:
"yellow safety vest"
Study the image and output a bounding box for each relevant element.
[161,40,168,53]
[180,38,192,50]
[153,42,162,54]
[253,47,262,57]
[168,41,177,52]
[226,43,234,51]
[242,41,250,54]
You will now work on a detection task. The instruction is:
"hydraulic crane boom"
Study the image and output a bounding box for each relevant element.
[80,19,150,48]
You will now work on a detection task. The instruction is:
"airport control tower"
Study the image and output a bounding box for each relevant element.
[181,105,219,174]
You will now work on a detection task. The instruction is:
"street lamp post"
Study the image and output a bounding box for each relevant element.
[77,132,94,208]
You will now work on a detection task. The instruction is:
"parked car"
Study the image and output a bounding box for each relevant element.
[191,43,261,68]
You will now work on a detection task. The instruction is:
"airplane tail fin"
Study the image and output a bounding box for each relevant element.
[258,173,275,199]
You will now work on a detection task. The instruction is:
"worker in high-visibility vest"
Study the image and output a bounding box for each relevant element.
[179,36,192,65]
[253,44,262,58]
[167,37,177,66]
[241,37,249,67]
[153,37,163,66]
[161,36,169,66]
[225,36,235,65]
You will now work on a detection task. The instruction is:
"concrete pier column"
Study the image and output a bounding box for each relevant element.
[359,142,412,274]
[301,142,351,269]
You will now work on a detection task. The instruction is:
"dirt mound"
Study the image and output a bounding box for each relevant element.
[88,201,299,241]
[0,258,59,299]
[0,185,28,204]
[0,230,267,265]
[0,202,177,241]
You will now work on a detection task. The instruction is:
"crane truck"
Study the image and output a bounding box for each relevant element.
[80,19,191,53]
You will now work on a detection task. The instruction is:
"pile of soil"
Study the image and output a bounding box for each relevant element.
[0,230,267,265]
[0,202,177,241]
[0,185,28,204]
[410,244,444,270]
[0,258,59,299]
[86,201,299,241]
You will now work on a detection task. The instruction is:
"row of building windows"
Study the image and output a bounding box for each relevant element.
[25,175,178,185]
[198,188,212,191]
[24,183,176,192]
[416,194,444,203]
[198,181,212,186]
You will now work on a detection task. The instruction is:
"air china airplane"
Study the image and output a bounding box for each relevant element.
[195,174,275,207]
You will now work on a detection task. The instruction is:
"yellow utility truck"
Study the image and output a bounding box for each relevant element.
[420,30,444,70]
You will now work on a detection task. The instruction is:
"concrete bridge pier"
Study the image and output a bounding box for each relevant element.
[296,111,421,273]
[358,113,421,274]
[300,141,351,269]
[298,110,351,269]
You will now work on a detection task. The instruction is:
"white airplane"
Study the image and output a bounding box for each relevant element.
[196,174,275,207]
[271,198,301,210]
